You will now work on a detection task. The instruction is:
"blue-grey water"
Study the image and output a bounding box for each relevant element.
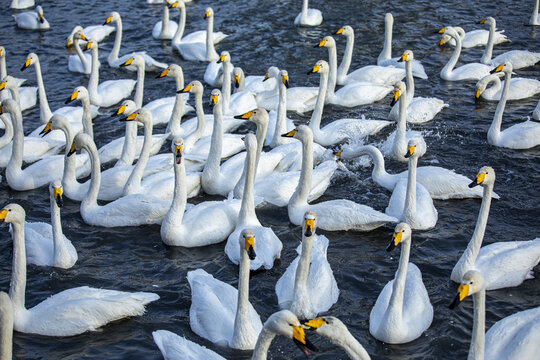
[1,0,539,359]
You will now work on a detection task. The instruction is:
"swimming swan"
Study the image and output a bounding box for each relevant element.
[294,0,322,26]
[369,223,433,344]
[475,72,540,101]
[0,203,159,337]
[233,67,277,95]
[219,51,257,116]
[66,28,95,75]
[10,0,34,9]
[152,0,179,39]
[0,46,29,106]
[438,25,508,48]
[13,6,50,30]
[451,166,540,290]
[0,75,37,112]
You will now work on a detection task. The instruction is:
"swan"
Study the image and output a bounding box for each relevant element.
[531,0,540,25]
[10,0,34,9]
[0,291,13,360]
[85,41,136,107]
[152,0,178,39]
[0,203,159,336]
[104,12,168,71]
[275,211,339,319]
[475,72,540,101]
[439,26,508,48]
[188,229,263,349]
[388,50,448,124]
[376,14,428,79]
[265,70,295,147]
[307,60,391,146]
[13,5,50,30]
[225,133,282,270]
[370,223,433,344]
[480,17,540,69]
[68,24,114,43]
[0,47,28,106]
[160,138,240,246]
[219,51,257,116]
[153,310,316,360]
[439,27,492,81]
[294,0,322,26]
[156,64,194,133]
[66,28,95,75]
[450,270,540,360]
[379,81,426,162]
[18,180,77,269]
[0,75,37,111]
[233,67,277,95]
[340,145,493,200]
[486,62,540,149]
[451,166,540,290]
[304,317,371,360]
[21,53,98,124]
[319,35,405,87]
[285,125,397,231]
[385,140,438,230]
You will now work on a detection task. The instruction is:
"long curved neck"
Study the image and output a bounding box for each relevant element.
[403,156,418,223]
[301,0,308,15]
[352,146,391,185]
[185,98,206,150]
[441,31,462,78]
[334,331,371,360]
[232,249,253,347]
[480,21,496,64]
[238,142,257,224]
[59,122,78,192]
[161,5,170,36]
[202,101,224,180]
[74,37,89,69]
[88,45,100,102]
[81,96,94,138]
[252,326,277,360]
[9,220,26,312]
[171,5,186,45]
[388,239,410,316]
[0,293,13,360]
[134,63,145,108]
[309,71,328,135]
[393,93,408,158]
[271,81,289,147]
[0,114,14,148]
[7,107,24,172]
[469,289,486,360]
[378,17,393,63]
[163,154,187,227]
[123,119,152,195]
[405,59,415,100]
[222,60,232,113]
[0,55,6,83]
[109,18,123,63]
[206,17,218,61]
[82,138,101,210]
[531,0,540,25]
[337,32,354,82]
[8,84,21,107]
[34,58,53,123]
[483,76,502,99]
[326,46,337,96]
[293,234,313,302]
[50,192,67,263]
[488,70,511,143]
[290,133,314,206]
[166,73,185,137]
[116,120,137,167]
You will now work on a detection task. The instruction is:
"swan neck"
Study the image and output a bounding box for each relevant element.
[441,31,462,78]
[206,17,218,61]
[388,238,411,314]
[164,154,187,229]
[172,4,186,44]
[232,248,253,346]
[167,73,185,137]
[0,55,6,81]
[403,156,418,223]
[81,96,94,138]
[88,46,100,103]
[271,81,288,147]
[405,60,415,99]
[252,327,277,360]
[394,94,408,157]
[309,71,328,134]
[293,234,313,303]
[161,5,170,35]
[378,17,393,62]
[365,147,391,185]
[301,0,308,14]
[50,191,66,263]
[203,101,224,179]
[123,120,152,195]
[9,220,26,312]
[531,0,540,25]
[290,132,314,206]
[222,61,232,114]
[0,114,14,148]
[109,17,122,63]
[8,84,21,106]
[488,71,511,142]
[337,32,354,82]
[73,37,89,69]
[117,121,137,167]
[7,107,24,171]
[0,293,13,360]
[238,140,257,222]
[34,58,53,123]
[340,331,371,360]
[481,21,495,64]
[82,138,101,210]
[469,289,486,360]
[134,63,145,108]
[327,45,337,96]
[60,123,78,198]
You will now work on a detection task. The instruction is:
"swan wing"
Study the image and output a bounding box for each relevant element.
[22,222,53,266]
[333,82,393,107]
[83,24,115,42]
[320,117,392,144]
[415,166,489,200]
[491,50,540,70]
[343,65,405,85]
[96,79,136,107]
[153,330,226,360]
[405,97,449,124]
[495,120,540,149]
[175,41,206,61]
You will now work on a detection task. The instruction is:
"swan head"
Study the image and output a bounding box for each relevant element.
[204,7,214,20]
[36,6,45,24]
[398,49,414,63]
[217,51,230,64]
[0,76,18,91]
[475,73,504,99]
[121,108,152,126]
[280,70,290,88]
[404,139,425,159]
[303,211,317,237]
[241,229,256,260]
[104,11,120,25]
[66,26,86,47]
[84,40,98,52]
[315,36,336,49]
[209,89,222,107]
[489,61,513,75]
[449,270,485,309]
[20,53,38,71]
[233,67,244,88]
[386,222,412,252]
[40,114,69,137]
[116,100,137,117]
[391,81,406,106]
[234,108,269,128]
[157,64,183,79]
[384,12,393,26]
[479,16,495,26]
[121,55,144,68]
[439,26,465,46]
[0,204,25,226]
[437,26,459,44]
[307,60,329,75]
[65,86,89,105]
[0,99,20,116]
[264,310,318,356]
[69,132,94,157]
[179,80,203,94]
[303,317,351,343]
[168,0,185,10]
[468,166,495,188]
[263,66,280,82]
[281,125,313,143]
[171,138,183,164]
[50,180,64,208]
[335,25,353,37]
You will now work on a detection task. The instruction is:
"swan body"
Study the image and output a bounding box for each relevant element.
[0,203,159,337]
[275,212,339,319]
[152,1,179,39]
[153,330,226,360]
[294,0,323,26]
[105,12,167,71]
[451,166,540,290]
[439,27,492,81]
[439,26,508,48]
[475,72,540,101]
[79,24,115,42]
[286,126,397,231]
[370,223,433,344]
[388,50,448,124]
[376,14,428,79]
[234,67,277,95]
[67,28,96,74]
[13,6,50,30]
[0,47,28,107]
[10,0,34,9]
[219,52,257,116]
[0,75,37,112]
[487,62,540,149]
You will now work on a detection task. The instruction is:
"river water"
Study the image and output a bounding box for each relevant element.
[1,0,539,359]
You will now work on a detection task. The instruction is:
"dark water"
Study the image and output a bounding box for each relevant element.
[1,0,540,359]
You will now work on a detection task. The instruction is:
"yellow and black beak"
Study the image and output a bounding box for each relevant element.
[390,89,401,106]
[479,19,486,24]
[489,64,504,74]
[79,33,87,41]
[204,10,210,19]
[156,68,169,78]
[307,64,320,75]
[468,171,486,188]
[168,1,178,8]
[449,283,470,309]
[303,318,327,330]
[67,142,77,157]
[404,144,415,159]
[439,38,446,47]
[436,27,446,34]
[21,58,31,71]
[314,39,326,48]
[65,90,79,104]
[39,13,44,24]
[174,142,183,164]
[85,41,93,51]
[53,186,63,208]
[475,90,481,100]
[282,74,289,88]
[263,72,269,82]
[209,93,219,107]
[292,325,318,356]
[304,217,315,237]
[39,120,53,137]
[398,52,408,63]
[217,54,226,64]
[387,231,403,252]
[120,57,134,67]
[104,16,112,25]
[116,104,127,117]
[66,39,73,48]
[335,27,344,35]
[234,73,240,88]
[244,234,256,260]
[0,209,8,224]
[179,83,192,94]
[234,110,254,120]
[121,112,138,122]
[281,129,297,138]
[0,80,6,91]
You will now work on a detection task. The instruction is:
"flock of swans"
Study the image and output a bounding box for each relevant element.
[1,0,540,359]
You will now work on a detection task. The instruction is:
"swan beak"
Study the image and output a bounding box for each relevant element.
[54,186,63,208]
[479,19,486,24]
[263,72,269,82]
[475,90,481,99]
[39,121,52,137]
[234,111,254,120]
[304,217,315,237]
[66,40,73,48]
[121,112,138,122]
[439,39,445,46]
[234,74,240,88]
[169,1,178,8]
[85,41,93,51]
[0,209,7,223]
[174,143,183,164]
[490,64,504,74]
[281,129,297,138]
[209,93,219,107]
[315,39,326,48]
[204,11,210,19]
[21,58,31,71]
[79,33,87,41]
[436,28,446,34]
[292,325,318,355]
[282,75,290,88]
[217,54,226,64]
[121,58,134,67]
[104,16,112,25]
[303,318,327,330]
[307,64,320,75]
[157,68,169,78]
[67,142,77,157]
[116,104,127,116]
[244,234,256,260]
[398,53,408,63]
[179,84,192,93]
[335,28,344,35]
[404,145,415,158]
[390,90,400,106]
[0,81,5,91]
[449,283,469,309]
[386,231,402,252]
[468,172,486,188]
[39,13,44,24]
[65,90,79,104]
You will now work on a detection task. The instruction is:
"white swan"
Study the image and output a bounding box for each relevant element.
[153,330,226,360]
[104,12,167,71]
[225,133,282,270]
[219,51,257,116]
[451,166,540,290]
[294,0,322,26]
[531,0,540,25]
[69,23,114,43]
[85,40,136,107]
[480,17,540,69]
[0,291,13,360]
[0,203,159,336]
[275,211,339,319]
[265,70,295,147]
[307,60,391,146]
[450,270,540,360]
[13,5,50,30]
[486,62,540,149]
[0,46,28,105]
[10,0,34,9]
[188,229,263,349]
[152,0,178,39]
[285,125,397,231]
[19,180,77,269]
[233,67,277,95]
[304,317,371,360]
[0,75,37,111]
[66,28,95,75]
[387,50,448,124]
[376,14,428,79]
[439,27,492,81]
[475,72,540,101]
[439,26,508,48]
[385,140,438,230]
[160,138,240,246]
[253,66,282,110]
[369,223,433,344]
[340,145,492,200]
